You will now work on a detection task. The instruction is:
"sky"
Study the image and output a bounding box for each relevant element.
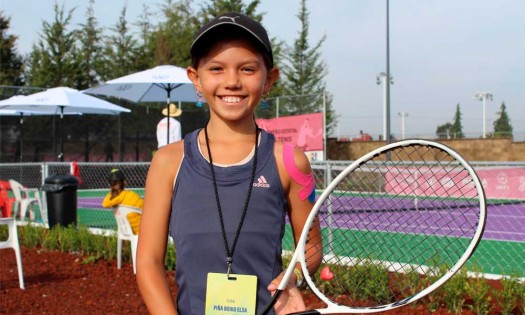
[1,0,524,140]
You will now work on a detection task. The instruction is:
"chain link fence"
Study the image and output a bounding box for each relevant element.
[1,160,523,278]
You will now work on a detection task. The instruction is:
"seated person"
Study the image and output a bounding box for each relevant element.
[102,169,143,234]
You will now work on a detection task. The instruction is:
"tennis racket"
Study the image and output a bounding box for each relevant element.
[258,139,486,314]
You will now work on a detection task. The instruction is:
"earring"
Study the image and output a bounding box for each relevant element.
[261,93,269,110]
[196,92,203,108]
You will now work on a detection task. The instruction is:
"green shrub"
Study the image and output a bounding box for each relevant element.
[443,267,467,314]
[466,272,493,315]
[165,244,176,270]
[496,274,523,315]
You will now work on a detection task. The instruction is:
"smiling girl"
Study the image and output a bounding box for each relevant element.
[136,12,321,315]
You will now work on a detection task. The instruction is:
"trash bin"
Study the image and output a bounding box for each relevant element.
[42,174,79,228]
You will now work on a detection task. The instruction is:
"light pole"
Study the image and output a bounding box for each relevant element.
[398,111,408,139]
[376,0,393,144]
[377,72,393,141]
[385,0,391,145]
[473,92,493,139]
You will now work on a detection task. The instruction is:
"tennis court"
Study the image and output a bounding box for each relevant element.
[2,161,523,279]
[282,192,525,277]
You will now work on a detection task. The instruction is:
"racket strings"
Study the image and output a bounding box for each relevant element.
[304,144,482,308]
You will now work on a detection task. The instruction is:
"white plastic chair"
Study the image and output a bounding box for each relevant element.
[8,179,41,221]
[114,205,141,274]
[0,218,24,289]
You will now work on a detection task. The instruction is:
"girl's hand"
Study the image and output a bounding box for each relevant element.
[267,271,306,315]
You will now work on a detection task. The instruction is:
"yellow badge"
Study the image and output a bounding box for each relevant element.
[205,273,258,315]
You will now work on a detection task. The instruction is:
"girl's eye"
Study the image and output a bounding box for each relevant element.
[209,66,222,72]
[242,67,256,73]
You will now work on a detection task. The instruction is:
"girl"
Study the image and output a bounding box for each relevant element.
[137,12,321,315]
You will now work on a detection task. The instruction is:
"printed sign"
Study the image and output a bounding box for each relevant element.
[256,113,324,155]
[476,168,525,200]
[384,167,525,200]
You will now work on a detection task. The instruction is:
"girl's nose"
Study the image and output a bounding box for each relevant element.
[224,70,241,89]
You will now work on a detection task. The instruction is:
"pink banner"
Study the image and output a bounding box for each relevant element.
[385,167,525,200]
[476,168,525,200]
[256,113,324,151]
[385,167,478,198]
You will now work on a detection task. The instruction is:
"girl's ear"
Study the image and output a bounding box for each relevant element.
[264,67,280,93]
[187,66,201,91]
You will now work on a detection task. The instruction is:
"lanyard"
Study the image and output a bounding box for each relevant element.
[204,124,259,276]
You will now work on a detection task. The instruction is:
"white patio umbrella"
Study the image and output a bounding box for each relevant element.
[0,87,130,161]
[0,107,82,162]
[84,65,198,144]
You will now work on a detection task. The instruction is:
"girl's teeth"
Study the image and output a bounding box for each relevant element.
[222,96,241,103]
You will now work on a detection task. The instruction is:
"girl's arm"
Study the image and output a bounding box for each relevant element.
[136,142,184,314]
[281,144,322,275]
[102,191,124,208]
[268,142,322,314]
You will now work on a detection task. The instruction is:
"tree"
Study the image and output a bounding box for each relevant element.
[435,104,464,139]
[134,3,156,70]
[436,122,453,139]
[0,11,24,86]
[150,0,196,67]
[450,103,464,138]
[24,3,79,88]
[100,5,139,80]
[199,0,262,22]
[493,102,513,138]
[75,0,105,89]
[277,0,336,134]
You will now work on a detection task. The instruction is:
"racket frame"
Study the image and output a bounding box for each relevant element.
[279,139,486,314]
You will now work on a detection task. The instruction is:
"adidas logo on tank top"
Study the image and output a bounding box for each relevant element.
[253,175,270,188]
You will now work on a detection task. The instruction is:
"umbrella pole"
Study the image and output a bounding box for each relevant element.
[166,89,171,145]
[118,115,123,162]
[59,106,64,162]
[19,113,24,162]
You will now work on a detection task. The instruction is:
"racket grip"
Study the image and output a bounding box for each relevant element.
[257,290,282,315]
[288,311,321,315]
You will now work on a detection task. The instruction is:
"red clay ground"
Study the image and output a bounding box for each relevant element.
[0,247,510,314]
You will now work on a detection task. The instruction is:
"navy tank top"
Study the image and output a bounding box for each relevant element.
[170,129,287,315]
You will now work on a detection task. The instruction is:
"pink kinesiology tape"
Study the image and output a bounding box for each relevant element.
[283,143,315,201]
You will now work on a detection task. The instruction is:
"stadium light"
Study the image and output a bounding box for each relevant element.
[473,92,493,139]
[398,111,408,139]
[377,72,394,141]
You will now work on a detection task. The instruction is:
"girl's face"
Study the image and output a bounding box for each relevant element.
[188,39,278,123]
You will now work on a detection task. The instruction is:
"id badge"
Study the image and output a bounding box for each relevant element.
[205,272,258,315]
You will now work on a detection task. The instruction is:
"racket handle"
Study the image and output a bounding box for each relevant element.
[257,290,282,315]
[288,312,321,315]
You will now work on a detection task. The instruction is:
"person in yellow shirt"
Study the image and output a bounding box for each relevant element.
[102,169,143,234]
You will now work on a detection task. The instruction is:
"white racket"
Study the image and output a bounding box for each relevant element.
[258,139,486,314]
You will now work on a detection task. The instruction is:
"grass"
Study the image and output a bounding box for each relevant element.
[0,223,176,270]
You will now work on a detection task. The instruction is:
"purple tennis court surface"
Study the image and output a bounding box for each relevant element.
[80,195,524,242]
[318,195,525,242]
[78,197,104,209]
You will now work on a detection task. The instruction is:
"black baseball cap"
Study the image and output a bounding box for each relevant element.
[190,12,273,68]
[108,169,125,183]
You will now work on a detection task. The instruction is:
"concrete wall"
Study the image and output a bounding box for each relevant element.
[328,138,525,161]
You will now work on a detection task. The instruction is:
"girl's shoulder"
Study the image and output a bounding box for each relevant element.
[151,140,185,174]
[273,140,312,194]
[273,140,312,174]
